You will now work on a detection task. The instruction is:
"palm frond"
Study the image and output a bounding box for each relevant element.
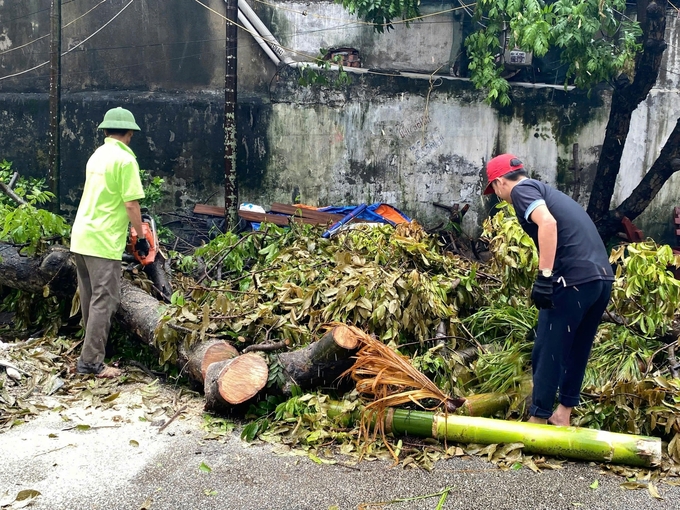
[341,331,465,461]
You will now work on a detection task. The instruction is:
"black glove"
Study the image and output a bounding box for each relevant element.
[531,274,554,309]
[135,238,151,259]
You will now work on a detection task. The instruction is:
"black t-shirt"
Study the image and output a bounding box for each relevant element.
[510,179,614,286]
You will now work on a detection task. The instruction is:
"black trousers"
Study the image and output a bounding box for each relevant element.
[529,279,613,418]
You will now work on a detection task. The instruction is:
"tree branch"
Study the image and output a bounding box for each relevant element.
[614,116,680,221]
[0,181,27,206]
[586,1,668,236]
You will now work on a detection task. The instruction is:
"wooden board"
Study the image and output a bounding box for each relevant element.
[270,203,344,223]
[621,217,644,243]
[193,204,225,217]
[194,203,343,225]
[237,210,331,226]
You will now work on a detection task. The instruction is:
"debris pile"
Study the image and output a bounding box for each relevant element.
[2,198,680,480]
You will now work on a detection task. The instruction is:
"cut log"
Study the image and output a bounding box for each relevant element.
[118,280,240,385]
[204,352,269,411]
[278,324,361,395]
[185,339,239,382]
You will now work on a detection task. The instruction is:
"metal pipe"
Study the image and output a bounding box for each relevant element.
[237,9,280,66]
[234,0,574,92]
[236,0,293,64]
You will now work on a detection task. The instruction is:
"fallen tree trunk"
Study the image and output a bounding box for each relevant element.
[117,279,240,384]
[118,281,364,407]
[0,243,76,296]
[0,242,362,407]
[185,339,239,382]
[327,403,662,468]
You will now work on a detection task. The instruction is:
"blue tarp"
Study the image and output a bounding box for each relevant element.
[317,203,411,225]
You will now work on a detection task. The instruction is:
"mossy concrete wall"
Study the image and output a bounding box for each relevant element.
[0,0,679,243]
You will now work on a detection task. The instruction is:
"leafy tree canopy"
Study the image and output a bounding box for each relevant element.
[339,0,643,105]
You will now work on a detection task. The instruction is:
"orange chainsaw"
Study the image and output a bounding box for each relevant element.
[126,213,158,266]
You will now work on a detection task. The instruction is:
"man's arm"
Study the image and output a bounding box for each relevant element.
[529,204,557,270]
[125,200,145,237]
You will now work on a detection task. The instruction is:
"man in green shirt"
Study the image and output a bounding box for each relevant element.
[71,107,149,378]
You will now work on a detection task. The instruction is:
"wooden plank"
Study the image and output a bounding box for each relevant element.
[195,203,343,224]
[194,204,225,217]
[237,210,329,226]
[270,203,344,223]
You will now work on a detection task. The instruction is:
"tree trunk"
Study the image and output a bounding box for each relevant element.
[586,0,668,239]
[184,339,239,383]
[278,324,361,395]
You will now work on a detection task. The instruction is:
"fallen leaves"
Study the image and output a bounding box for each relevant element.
[0,489,41,509]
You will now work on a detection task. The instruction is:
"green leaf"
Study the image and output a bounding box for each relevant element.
[199,462,212,473]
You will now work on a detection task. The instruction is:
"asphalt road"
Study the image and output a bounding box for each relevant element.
[1,396,679,510]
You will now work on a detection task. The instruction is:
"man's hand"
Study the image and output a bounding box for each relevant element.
[135,238,151,259]
[531,274,554,309]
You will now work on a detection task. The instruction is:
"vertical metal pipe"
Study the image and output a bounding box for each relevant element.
[224,0,239,229]
[48,0,61,213]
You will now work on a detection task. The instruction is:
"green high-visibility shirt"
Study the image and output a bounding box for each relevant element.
[71,138,145,260]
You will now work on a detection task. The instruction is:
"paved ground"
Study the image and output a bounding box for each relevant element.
[1,387,680,510]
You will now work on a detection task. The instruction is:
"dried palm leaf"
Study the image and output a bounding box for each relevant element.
[340,330,466,461]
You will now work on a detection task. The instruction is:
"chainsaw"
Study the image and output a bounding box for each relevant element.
[126,213,158,266]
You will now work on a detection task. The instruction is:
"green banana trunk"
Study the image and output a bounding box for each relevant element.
[328,403,661,468]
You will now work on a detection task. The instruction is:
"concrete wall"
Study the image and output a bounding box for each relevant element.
[0,0,679,243]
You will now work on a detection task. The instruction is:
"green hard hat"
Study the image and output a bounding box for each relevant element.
[98,107,141,131]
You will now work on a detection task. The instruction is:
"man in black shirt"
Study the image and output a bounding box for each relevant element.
[484,154,614,426]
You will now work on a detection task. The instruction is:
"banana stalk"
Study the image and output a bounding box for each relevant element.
[327,403,661,468]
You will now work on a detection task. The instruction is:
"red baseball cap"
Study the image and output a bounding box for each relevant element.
[483,154,524,195]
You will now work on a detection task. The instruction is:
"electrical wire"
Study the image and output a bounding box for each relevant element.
[0,0,135,81]
[1,0,78,24]
[251,0,477,28]
[189,0,474,68]
[23,50,214,80]
[0,0,110,56]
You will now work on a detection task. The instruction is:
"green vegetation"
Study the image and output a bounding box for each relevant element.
[338,0,642,105]
[298,51,352,88]
[337,0,421,33]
